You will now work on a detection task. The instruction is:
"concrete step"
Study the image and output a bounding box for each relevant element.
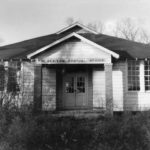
[48,109,105,118]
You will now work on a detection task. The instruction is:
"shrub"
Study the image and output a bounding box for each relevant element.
[91,113,150,150]
[26,116,94,150]
[1,104,150,150]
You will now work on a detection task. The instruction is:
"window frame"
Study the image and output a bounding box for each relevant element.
[144,60,150,91]
[127,60,140,92]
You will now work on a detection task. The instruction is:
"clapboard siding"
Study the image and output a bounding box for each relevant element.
[36,39,111,63]
[56,69,63,110]
[124,92,150,111]
[112,61,150,111]
[22,62,34,105]
[92,61,150,111]
[88,67,93,108]
[117,60,150,111]
[6,60,150,111]
[137,93,150,110]
[42,67,56,110]
[113,62,127,111]
[112,71,123,111]
[34,65,42,112]
[125,92,150,110]
[93,69,106,108]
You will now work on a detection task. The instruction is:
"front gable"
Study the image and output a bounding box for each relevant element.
[35,37,111,64]
[27,33,119,64]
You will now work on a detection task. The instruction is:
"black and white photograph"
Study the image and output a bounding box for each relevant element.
[0,0,150,149]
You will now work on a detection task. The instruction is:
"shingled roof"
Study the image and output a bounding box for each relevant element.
[0,31,150,60]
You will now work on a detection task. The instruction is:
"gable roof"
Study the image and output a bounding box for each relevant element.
[27,32,119,59]
[56,22,98,35]
[0,31,150,60]
[82,33,150,59]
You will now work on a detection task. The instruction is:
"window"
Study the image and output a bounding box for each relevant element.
[144,61,150,90]
[7,62,21,92]
[128,61,140,91]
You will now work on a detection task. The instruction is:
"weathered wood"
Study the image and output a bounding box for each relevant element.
[105,63,113,116]
[0,65,5,91]
[33,64,42,112]
[56,69,63,110]
[112,71,123,111]
[93,69,105,109]
[87,66,93,108]
[22,62,34,106]
[36,39,111,64]
[7,62,18,92]
[42,67,56,111]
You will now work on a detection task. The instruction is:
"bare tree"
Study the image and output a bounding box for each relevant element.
[87,21,105,33]
[65,17,150,43]
[138,29,150,44]
[113,18,140,41]
[112,18,150,44]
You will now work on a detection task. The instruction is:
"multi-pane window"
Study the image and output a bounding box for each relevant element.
[128,61,140,91]
[144,61,150,90]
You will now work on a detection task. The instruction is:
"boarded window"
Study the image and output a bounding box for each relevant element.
[128,61,140,91]
[7,62,21,92]
[0,65,5,91]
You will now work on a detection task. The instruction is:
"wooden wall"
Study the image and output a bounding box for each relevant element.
[112,61,150,111]
[56,68,63,110]
[93,68,106,109]
[87,66,93,109]
[42,66,56,111]
[5,60,150,111]
[112,67,124,111]
[92,63,124,111]
[36,38,111,64]
[124,60,150,111]
[22,62,34,105]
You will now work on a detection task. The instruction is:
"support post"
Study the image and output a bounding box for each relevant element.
[33,64,42,113]
[104,63,113,116]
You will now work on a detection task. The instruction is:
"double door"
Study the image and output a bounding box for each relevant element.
[63,73,88,108]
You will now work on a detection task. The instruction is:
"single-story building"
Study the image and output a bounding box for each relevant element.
[0,22,150,113]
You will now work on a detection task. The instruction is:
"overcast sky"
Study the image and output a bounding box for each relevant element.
[0,0,150,45]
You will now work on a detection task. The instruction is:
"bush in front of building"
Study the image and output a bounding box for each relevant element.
[1,104,150,150]
[91,112,150,150]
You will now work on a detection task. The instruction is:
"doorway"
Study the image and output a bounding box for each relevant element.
[63,72,88,109]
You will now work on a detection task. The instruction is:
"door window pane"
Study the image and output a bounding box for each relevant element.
[65,77,74,93]
[77,77,85,93]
